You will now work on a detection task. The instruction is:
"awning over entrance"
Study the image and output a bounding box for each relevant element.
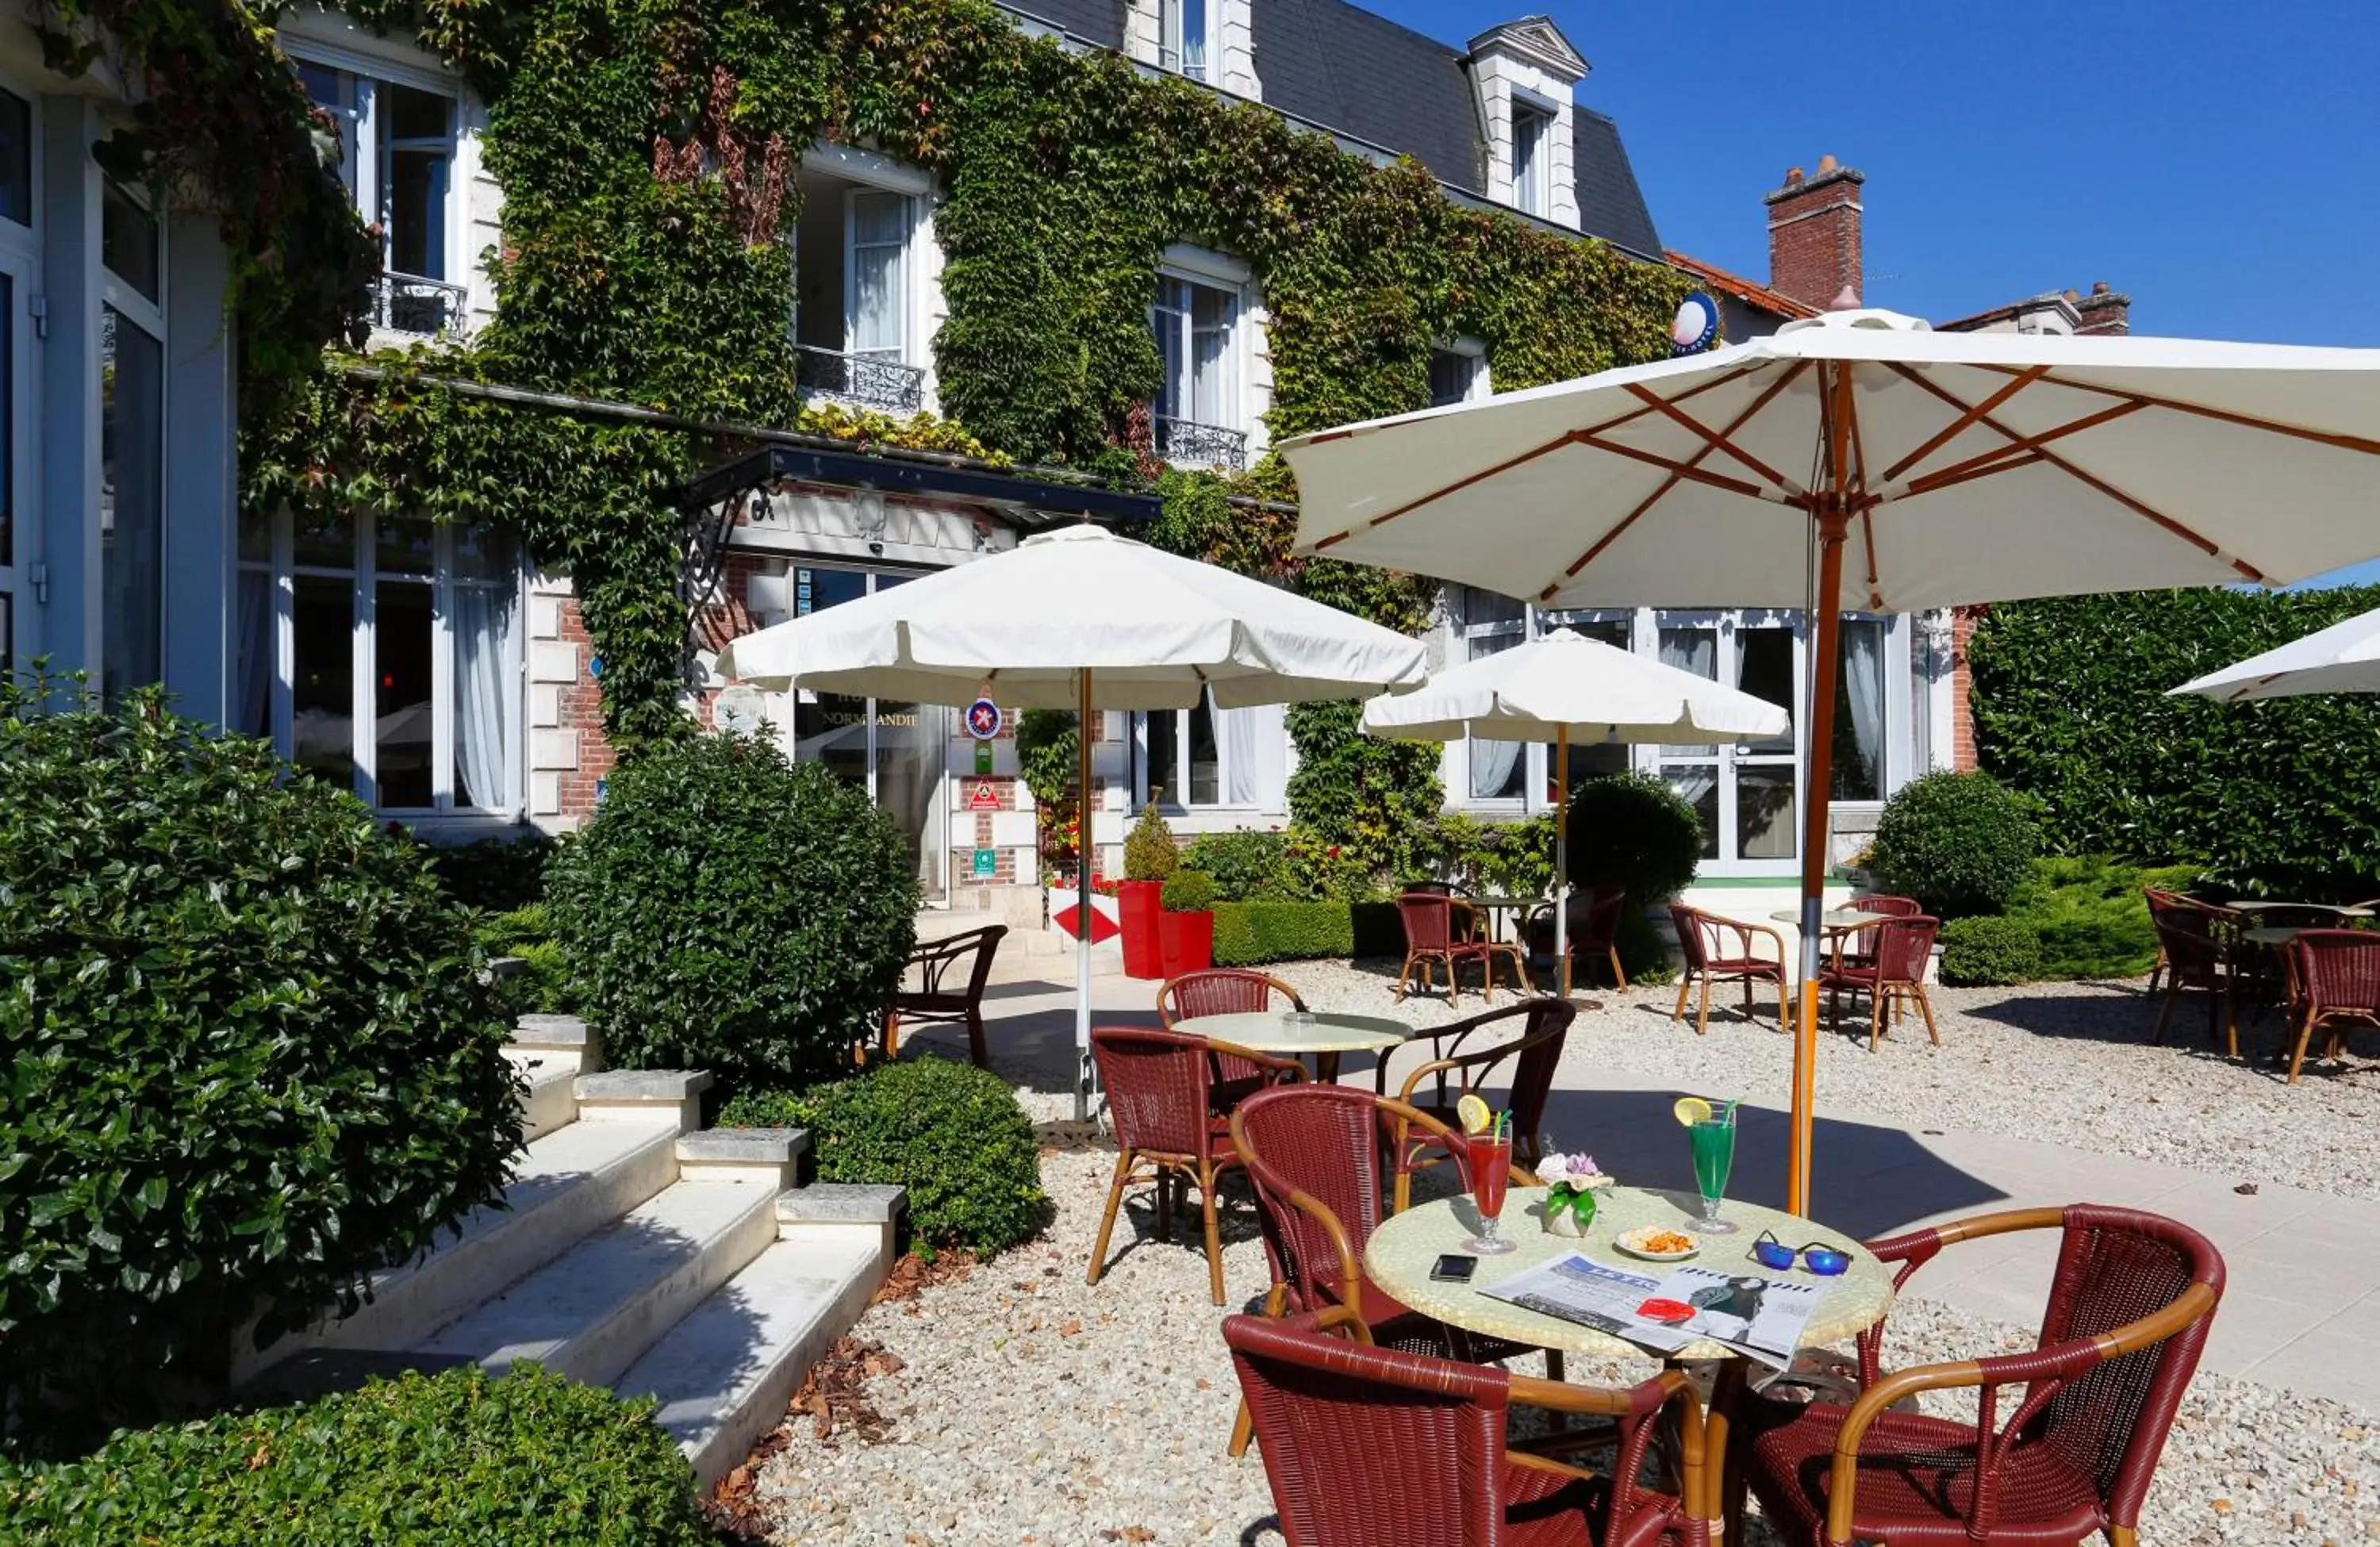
[677,443,1167,528]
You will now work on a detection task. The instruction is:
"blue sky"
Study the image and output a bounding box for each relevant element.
[1367,0,2380,347]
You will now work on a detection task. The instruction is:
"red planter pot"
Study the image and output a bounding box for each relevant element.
[1118,880,1164,980]
[1158,909,1215,979]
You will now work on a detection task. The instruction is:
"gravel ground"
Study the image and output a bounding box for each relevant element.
[754,1095,2380,1547]
[1257,964,2380,1201]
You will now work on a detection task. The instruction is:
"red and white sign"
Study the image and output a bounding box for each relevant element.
[967,781,1001,812]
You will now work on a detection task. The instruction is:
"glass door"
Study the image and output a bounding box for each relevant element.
[1654,611,1801,871]
[0,257,20,684]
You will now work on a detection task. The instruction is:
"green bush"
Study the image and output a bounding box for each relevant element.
[0,689,520,1447]
[1869,771,2040,918]
[1564,772,1702,905]
[721,1060,1047,1254]
[1180,830,1288,902]
[1284,700,1445,882]
[1212,901,1355,966]
[1122,802,1180,883]
[0,1364,712,1545]
[474,904,575,1015]
[1938,916,2043,987]
[547,733,919,1093]
[422,832,558,915]
[1412,812,1558,900]
[1971,589,2380,899]
[2002,855,2204,979]
[1268,824,1378,903]
[1161,869,1217,912]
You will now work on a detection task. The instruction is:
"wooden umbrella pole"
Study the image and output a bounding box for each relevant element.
[1789,363,1860,1215]
[1075,666,1095,1122]
[1555,726,1572,998]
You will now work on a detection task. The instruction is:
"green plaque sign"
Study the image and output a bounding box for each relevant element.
[973,739,996,776]
[972,846,998,879]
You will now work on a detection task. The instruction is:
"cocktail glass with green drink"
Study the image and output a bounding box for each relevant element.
[1674,1096,1739,1235]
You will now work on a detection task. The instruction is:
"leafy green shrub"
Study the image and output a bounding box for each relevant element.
[0,1364,712,1545]
[1180,830,1289,902]
[1212,901,1355,966]
[1161,869,1216,912]
[1123,802,1180,883]
[1564,772,1702,905]
[720,1060,1048,1254]
[547,732,919,1093]
[1869,771,2040,918]
[2002,855,2203,979]
[422,832,558,915]
[474,904,575,1015]
[1268,825,1377,903]
[0,689,520,1446]
[1938,916,2042,987]
[1285,700,1445,883]
[1972,589,2380,898]
[1412,812,1557,900]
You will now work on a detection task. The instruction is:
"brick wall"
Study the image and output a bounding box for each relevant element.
[1948,606,1983,772]
[1764,157,1864,312]
[526,582,617,829]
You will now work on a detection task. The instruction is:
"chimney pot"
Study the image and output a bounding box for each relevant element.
[2092,280,2110,294]
[1785,165,1804,185]
[1816,153,1838,174]
[1764,156,1865,312]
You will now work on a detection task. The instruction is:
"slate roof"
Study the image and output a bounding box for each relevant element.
[1569,107,1659,255]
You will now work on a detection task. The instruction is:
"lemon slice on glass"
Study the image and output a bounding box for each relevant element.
[1672,1096,1714,1128]
[1457,1093,1494,1135]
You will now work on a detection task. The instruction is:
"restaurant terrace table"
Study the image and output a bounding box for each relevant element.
[1768,908,1886,934]
[1470,896,1541,945]
[2229,900,2374,919]
[1170,1010,1411,1084]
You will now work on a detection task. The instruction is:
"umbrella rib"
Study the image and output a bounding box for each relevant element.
[1622,384,1798,492]
[1535,363,1810,601]
[1570,434,1773,497]
[1304,367,1760,550]
[1973,365,2380,459]
[1888,365,2267,583]
[1879,365,2049,482]
[1899,399,2148,497]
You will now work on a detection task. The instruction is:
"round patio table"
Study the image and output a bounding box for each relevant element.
[1471,896,1542,944]
[1768,908,1885,934]
[1171,1010,1410,1084]
[2230,900,2373,919]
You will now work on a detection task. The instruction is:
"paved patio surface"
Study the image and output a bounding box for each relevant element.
[915,970,2380,1412]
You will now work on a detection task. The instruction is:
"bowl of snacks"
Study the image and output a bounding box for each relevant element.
[1614,1225,1701,1261]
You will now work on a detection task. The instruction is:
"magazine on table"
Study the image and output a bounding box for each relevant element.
[1478,1253,1825,1369]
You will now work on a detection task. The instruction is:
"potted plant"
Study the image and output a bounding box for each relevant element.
[1158,869,1218,978]
[1119,800,1179,980]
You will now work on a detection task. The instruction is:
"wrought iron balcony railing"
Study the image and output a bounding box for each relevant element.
[372,271,470,340]
[794,344,927,416]
[1154,415,1247,473]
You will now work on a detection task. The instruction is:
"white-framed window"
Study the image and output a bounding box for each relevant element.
[1510,97,1553,218]
[1151,259,1248,469]
[0,83,33,684]
[1161,0,1211,80]
[291,51,463,335]
[1429,342,1489,408]
[236,506,524,818]
[100,181,165,704]
[1136,691,1276,812]
[846,189,912,367]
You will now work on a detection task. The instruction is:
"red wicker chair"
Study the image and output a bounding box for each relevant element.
[1226,1311,1710,1547]
[1157,969,1306,1108]
[1524,883,1632,994]
[1668,904,1789,1034]
[1833,894,1921,974]
[1737,1204,2224,1547]
[1397,892,1529,1004]
[882,924,1006,1065]
[2287,929,2380,1083]
[1392,998,1576,1208]
[1226,1082,1556,1457]
[2144,895,2237,1057]
[1816,914,1941,1052]
[1084,1026,1303,1305]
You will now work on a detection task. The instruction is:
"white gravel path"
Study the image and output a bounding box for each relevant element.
[754,1088,2380,1546]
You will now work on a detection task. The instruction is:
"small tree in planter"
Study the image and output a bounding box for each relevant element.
[1158,869,1218,978]
[1118,800,1178,980]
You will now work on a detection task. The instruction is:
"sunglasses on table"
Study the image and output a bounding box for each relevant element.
[1751,1231,1850,1276]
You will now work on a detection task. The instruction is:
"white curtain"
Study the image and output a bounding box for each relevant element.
[452,585,517,811]
[1223,701,1262,805]
[1469,735,1522,800]
[848,193,908,362]
[1841,621,1885,799]
[1659,627,1718,758]
[235,570,272,739]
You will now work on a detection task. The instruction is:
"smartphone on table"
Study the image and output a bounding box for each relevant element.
[1430,1253,1478,1283]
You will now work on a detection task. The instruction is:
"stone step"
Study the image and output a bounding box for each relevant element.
[509,1013,601,1078]
[675,1127,808,1190]
[234,1112,684,1384]
[616,1233,886,1491]
[512,1057,581,1143]
[575,1069,711,1133]
[409,1175,781,1389]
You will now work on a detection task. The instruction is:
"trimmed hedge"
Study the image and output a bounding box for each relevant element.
[0,689,520,1447]
[721,1058,1047,1256]
[547,732,919,1092]
[1160,869,1217,912]
[1971,589,2380,898]
[2003,855,2204,980]
[1212,901,1355,966]
[422,833,558,915]
[1938,916,2042,987]
[0,1365,712,1545]
[1869,771,2040,919]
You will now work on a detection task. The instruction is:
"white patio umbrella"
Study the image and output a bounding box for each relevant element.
[2170,605,2380,703]
[1361,628,1789,993]
[714,522,1429,1116]
[1284,304,2380,1211]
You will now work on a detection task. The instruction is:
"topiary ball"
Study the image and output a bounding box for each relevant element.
[1564,770,1704,904]
[1870,771,2040,918]
[1938,915,2043,987]
[0,689,520,1447]
[547,731,919,1092]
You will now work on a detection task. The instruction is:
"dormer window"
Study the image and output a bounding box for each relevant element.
[1511,98,1553,217]
[1161,0,1211,81]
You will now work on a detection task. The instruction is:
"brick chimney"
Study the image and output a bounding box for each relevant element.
[2073,279,2132,336]
[1765,153,1865,312]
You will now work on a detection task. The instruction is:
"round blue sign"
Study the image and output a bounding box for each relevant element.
[1670,291,1719,355]
[965,698,1004,740]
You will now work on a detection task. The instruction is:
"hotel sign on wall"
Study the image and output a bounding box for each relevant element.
[968,781,1001,812]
